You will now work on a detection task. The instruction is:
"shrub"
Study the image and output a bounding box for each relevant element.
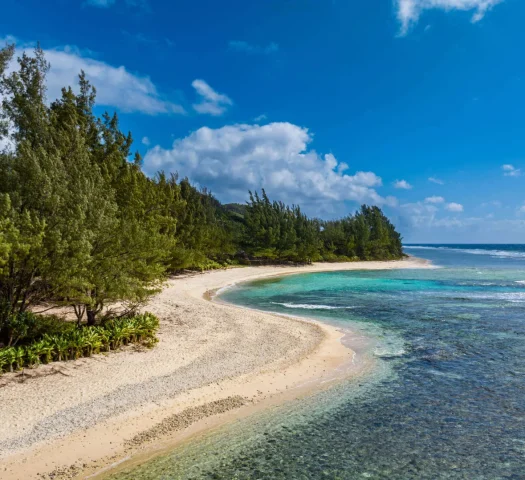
[0,311,37,347]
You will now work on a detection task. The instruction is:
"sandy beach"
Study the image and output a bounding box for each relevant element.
[0,257,430,480]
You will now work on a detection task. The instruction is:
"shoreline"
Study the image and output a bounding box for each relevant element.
[0,257,431,480]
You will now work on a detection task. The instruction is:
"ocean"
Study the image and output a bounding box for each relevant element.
[110,245,525,479]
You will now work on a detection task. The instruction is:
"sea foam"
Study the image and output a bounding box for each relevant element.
[271,302,350,310]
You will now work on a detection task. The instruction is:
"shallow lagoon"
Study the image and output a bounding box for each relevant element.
[111,248,525,479]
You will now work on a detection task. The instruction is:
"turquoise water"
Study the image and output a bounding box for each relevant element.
[110,246,525,479]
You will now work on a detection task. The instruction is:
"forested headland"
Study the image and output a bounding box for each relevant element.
[0,44,403,357]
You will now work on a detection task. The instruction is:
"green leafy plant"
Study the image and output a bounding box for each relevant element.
[1,312,37,347]
[0,313,160,375]
[14,347,25,370]
[25,345,41,368]
[0,347,15,372]
[45,335,69,362]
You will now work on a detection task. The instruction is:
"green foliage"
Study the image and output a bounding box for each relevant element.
[0,45,172,330]
[0,313,159,374]
[319,206,403,260]
[0,310,37,346]
[0,44,404,346]
[241,191,403,263]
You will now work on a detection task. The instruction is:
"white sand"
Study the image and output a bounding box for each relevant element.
[0,257,430,479]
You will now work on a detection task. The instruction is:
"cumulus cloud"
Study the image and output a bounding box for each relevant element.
[502,164,521,177]
[228,41,279,55]
[191,79,233,116]
[425,196,445,204]
[446,202,464,212]
[393,179,412,189]
[428,176,444,185]
[143,122,395,216]
[396,0,504,35]
[2,40,184,115]
[44,49,183,115]
[142,136,151,146]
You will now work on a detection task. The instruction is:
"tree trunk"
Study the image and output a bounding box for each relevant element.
[86,308,96,326]
[73,304,86,328]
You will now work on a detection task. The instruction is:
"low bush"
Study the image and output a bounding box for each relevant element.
[0,311,38,347]
[0,313,159,374]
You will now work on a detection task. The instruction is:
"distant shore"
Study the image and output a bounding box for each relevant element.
[0,257,431,480]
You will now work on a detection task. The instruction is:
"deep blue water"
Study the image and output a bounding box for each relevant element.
[110,245,525,479]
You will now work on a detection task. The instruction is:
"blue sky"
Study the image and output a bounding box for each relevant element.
[1,0,524,242]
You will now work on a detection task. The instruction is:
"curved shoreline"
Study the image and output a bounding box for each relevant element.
[0,258,431,480]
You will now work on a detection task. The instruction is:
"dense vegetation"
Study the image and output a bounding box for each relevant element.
[0,313,158,374]
[242,191,402,263]
[0,44,403,351]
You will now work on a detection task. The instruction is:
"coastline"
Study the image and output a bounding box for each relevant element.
[0,257,431,480]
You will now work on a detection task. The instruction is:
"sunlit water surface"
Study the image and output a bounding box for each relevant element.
[110,245,525,479]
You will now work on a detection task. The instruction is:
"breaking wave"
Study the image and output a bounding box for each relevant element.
[270,302,351,310]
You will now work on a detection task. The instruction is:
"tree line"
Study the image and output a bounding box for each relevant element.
[241,190,402,263]
[0,45,403,338]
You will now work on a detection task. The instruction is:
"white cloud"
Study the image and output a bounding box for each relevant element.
[229,41,279,55]
[45,49,183,115]
[398,201,439,228]
[191,79,233,116]
[425,196,445,204]
[143,122,395,216]
[396,0,504,35]
[446,202,464,212]
[502,164,521,177]
[393,179,412,189]
[2,40,184,115]
[428,176,444,185]
[254,114,268,122]
[142,136,151,146]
